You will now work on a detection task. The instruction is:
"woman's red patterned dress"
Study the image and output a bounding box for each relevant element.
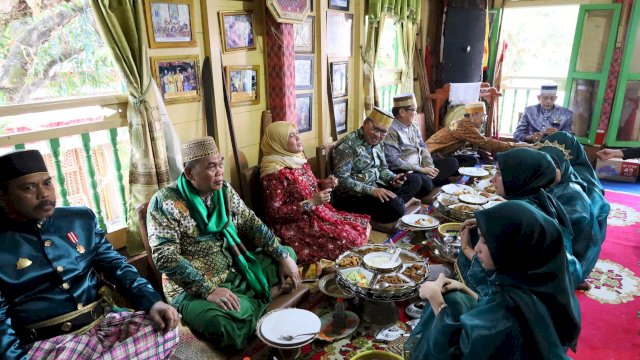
[261,163,370,263]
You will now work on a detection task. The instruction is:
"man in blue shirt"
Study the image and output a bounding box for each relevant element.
[0,150,179,360]
[513,84,574,143]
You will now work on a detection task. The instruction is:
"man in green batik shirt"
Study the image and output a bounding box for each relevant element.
[147,136,300,349]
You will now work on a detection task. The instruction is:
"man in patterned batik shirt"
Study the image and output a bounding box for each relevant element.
[0,150,179,360]
[384,93,460,197]
[147,136,300,350]
[331,107,422,223]
[513,84,574,143]
[427,101,530,166]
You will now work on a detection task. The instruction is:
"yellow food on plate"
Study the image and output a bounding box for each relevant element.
[414,218,434,226]
[345,271,370,287]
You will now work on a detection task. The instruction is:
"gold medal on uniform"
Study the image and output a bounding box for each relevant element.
[16,257,32,270]
[66,231,85,253]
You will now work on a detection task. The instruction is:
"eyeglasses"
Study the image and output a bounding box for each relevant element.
[367,120,388,135]
[405,107,417,113]
[540,96,557,101]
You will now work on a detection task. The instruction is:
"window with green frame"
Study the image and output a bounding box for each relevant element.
[606,0,640,146]
[375,18,405,112]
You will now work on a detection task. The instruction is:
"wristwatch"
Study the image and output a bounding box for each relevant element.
[302,201,313,212]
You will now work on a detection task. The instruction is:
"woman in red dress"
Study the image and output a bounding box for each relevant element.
[260,121,371,264]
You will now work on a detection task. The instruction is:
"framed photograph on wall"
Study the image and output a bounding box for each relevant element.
[295,55,314,90]
[328,0,349,11]
[330,60,348,97]
[333,97,348,134]
[326,12,352,56]
[151,55,201,104]
[219,11,257,53]
[225,65,260,106]
[295,93,313,133]
[144,0,196,48]
[293,16,314,53]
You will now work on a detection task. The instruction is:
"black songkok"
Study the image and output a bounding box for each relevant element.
[0,150,49,184]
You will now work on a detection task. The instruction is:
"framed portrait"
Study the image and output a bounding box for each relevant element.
[333,97,348,134]
[328,0,349,11]
[225,65,260,106]
[293,16,314,53]
[295,55,314,90]
[151,56,201,104]
[295,93,313,133]
[330,60,348,97]
[218,11,257,53]
[266,0,310,24]
[144,0,196,48]
[327,12,352,56]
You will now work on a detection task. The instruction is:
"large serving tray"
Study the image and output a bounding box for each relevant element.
[334,245,429,302]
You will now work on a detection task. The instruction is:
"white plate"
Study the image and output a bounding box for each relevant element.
[482,200,505,209]
[441,184,476,196]
[260,308,321,345]
[458,167,489,177]
[258,327,316,349]
[448,203,483,213]
[401,214,440,229]
[459,194,489,205]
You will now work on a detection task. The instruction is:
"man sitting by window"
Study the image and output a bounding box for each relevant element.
[384,93,459,198]
[513,84,574,143]
[0,150,179,360]
[331,107,421,223]
[147,137,300,350]
[427,101,530,166]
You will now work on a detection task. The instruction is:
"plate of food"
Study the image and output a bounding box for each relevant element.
[448,203,483,214]
[339,267,374,288]
[458,194,489,205]
[401,214,440,229]
[436,193,459,206]
[441,184,476,196]
[458,167,489,177]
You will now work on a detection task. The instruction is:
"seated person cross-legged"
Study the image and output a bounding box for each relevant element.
[426,101,530,167]
[384,93,459,198]
[259,121,370,264]
[147,136,300,350]
[331,107,423,223]
[407,201,581,359]
[0,150,179,360]
[513,84,574,143]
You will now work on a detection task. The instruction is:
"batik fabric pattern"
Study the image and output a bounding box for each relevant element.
[426,118,513,155]
[261,164,370,263]
[147,181,287,305]
[332,128,396,196]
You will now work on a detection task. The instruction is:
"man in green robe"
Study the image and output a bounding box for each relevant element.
[147,136,300,349]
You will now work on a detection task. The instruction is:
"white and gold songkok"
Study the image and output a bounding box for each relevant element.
[367,107,394,128]
[393,93,417,108]
[181,136,219,162]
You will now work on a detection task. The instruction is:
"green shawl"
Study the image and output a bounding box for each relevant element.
[177,174,271,300]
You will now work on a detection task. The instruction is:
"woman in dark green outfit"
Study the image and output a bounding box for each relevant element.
[546,132,610,245]
[456,148,582,293]
[407,201,581,359]
[537,141,602,287]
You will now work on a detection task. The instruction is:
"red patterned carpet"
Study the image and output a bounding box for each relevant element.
[571,190,640,360]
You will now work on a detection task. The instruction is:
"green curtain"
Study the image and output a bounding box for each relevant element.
[364,0,421,110]
[91,0,171,254]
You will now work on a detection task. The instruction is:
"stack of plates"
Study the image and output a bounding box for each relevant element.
[256,308,321,349]
[400,214,440,229]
